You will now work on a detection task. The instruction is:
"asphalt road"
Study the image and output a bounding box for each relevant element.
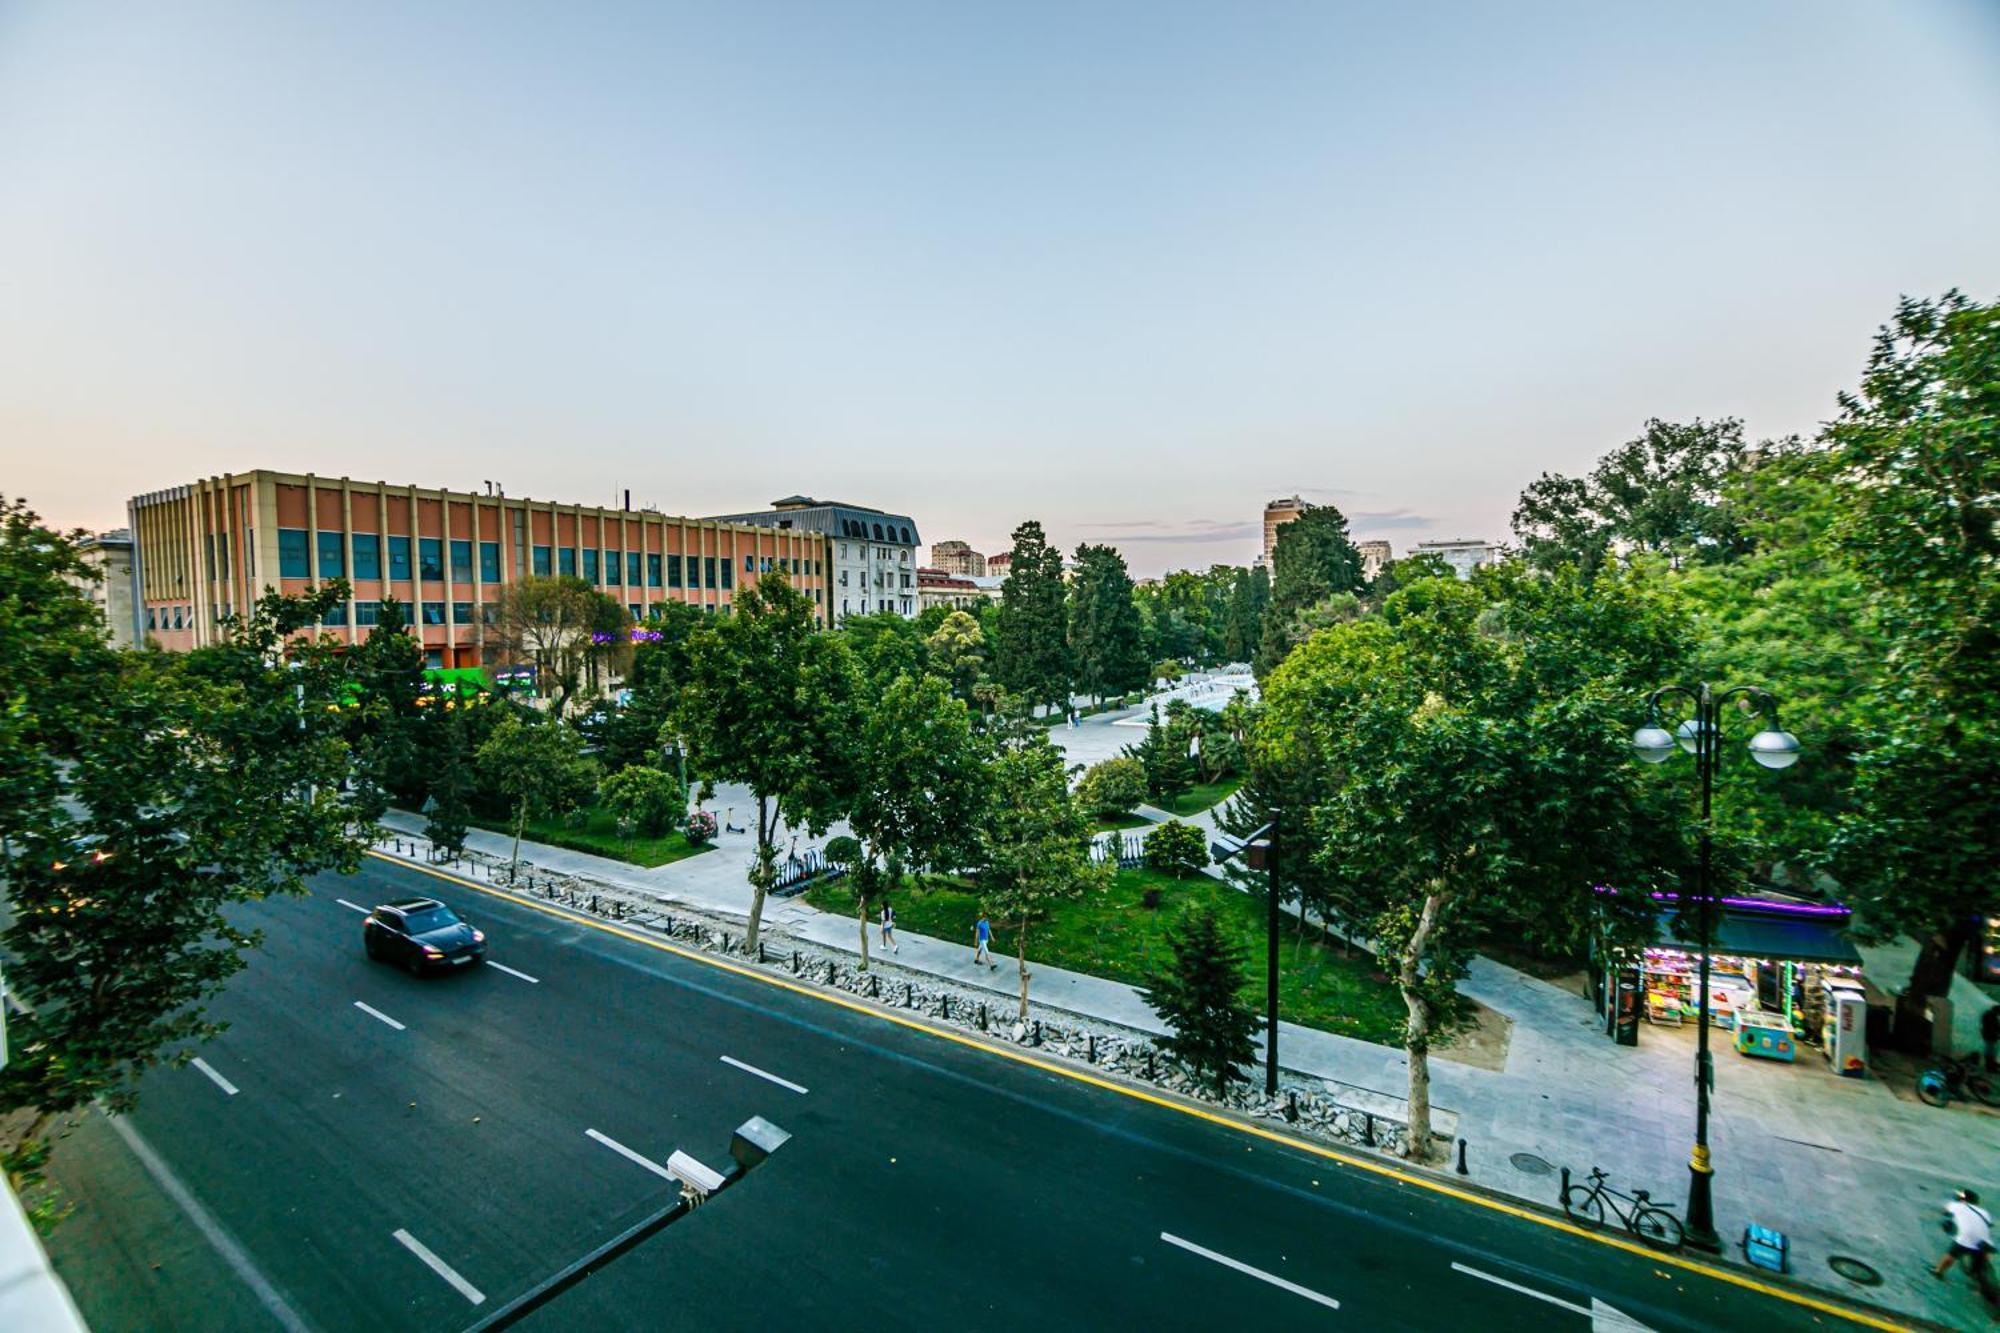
[43,855,1896,1332]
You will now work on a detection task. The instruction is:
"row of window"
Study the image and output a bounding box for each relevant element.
[275,529,813,592]
[838,518,915,544]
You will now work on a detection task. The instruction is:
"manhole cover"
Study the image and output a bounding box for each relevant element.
[1509,1152,1555,1176]
[1828,1256,1882,1287]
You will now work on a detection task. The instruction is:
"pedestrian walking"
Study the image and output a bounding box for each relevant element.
[973,913,994,968]
[1982,1003,1999,1072]
[880,900,899,954]
[1934,1188,1998,1307]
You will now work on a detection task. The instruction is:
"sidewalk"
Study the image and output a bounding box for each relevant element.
[378,809,1991,1327]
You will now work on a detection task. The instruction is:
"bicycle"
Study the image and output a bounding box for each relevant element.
[1917,1053,2000,1109]
[1561,1167,1686,1251]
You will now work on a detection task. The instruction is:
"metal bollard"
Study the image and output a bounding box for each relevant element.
[1032,1020,1041,1047]
[1362,1114,1376,1147]
[942,996,951,1020]
[978,1003,987,1031]
[1456,1138,1469,1175]
[1146,1049,1155,1079]
[1286,1091,1298,1123]
[869,975,879,998]
[791,951,800,974]
[1087,1034,1096,1063]
[757,941,766,964]
[1559,1166,1570,1199]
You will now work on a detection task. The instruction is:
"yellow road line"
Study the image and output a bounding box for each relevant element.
[367,850,1909,1331]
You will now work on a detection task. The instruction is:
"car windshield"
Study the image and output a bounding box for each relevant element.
[401,906,460,934]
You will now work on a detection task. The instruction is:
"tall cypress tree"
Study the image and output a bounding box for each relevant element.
[1068,543,1148,704]
[1142,908,1259,1097]
[993,520,1073,714]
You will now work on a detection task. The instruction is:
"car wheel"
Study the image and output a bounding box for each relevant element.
[365,937,380,962]
[404,954,424,977]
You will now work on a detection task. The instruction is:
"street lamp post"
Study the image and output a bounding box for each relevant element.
[1211,811,1282,1097]
[1631,684,1799,1253]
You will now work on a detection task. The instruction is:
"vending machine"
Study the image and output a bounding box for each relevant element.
[1821,981,1868,1077]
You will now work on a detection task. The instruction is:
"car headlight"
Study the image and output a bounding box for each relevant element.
[471,930,485,943]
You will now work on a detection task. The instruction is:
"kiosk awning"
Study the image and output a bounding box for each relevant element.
[1657,909,1861,965]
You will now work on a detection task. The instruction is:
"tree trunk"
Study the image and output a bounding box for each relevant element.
[857,897,871,971]
[1017,926,1031,1022]
[510,798,527,877]
[1398,886,1448,1163]
[1893,916,1980,1052]
[744,794,774,956]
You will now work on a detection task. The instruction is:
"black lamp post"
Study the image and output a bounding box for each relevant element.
[1631,684,1800,1253]
[1212,811,1282,1097]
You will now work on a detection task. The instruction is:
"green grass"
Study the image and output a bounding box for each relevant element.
[1089,812,1153,834]
[470,803,714,869]
[1156,773,1246,816]
[807,865,1405,1044]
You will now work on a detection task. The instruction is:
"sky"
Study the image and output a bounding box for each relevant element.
[3,2,1998,577]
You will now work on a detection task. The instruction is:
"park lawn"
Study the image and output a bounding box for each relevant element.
[1158,773,1245,816]
[807,865,1405,1045]
[1090,812,1153,834]
[470,803,713,869]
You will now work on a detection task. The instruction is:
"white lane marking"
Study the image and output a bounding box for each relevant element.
[1452,1262,1589,1317]
[353,1001,406,1031]
[392,1228,485,1305]
[109,1114,313,1333]
[719,1054,808,1094]
[586,1127,675,1182]
[336,898,371,914]
[485,960,539,984]
[1159,1232,1340,1311]
[190,1057,239,1096]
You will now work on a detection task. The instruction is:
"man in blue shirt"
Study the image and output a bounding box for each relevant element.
[973,913,993,968]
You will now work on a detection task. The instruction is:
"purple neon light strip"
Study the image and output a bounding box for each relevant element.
[1592,884,1850,918]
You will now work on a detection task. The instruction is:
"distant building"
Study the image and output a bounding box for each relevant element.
[70,529,136,647]
[917,567,983,612]
[1357,539,1392,581]
[986,551,1012,577]
[706,495,921,620]
[1412,538,1500,580]
[1263,496,1309,565]
[928,540,986,577]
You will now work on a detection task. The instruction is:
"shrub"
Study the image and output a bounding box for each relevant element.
[683,809,718,846]
[1145,820,1209,879]
[1075,757,1147,818]
[600,765,683,836]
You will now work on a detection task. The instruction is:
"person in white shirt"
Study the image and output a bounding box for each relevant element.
[1935,1188,1997,1305]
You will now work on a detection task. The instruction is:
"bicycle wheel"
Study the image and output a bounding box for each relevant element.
[1917,1070,1951,1108]
[1632,1206,1684,1251]
[1967,1071,2000,1107]
[1562,1185,1606,1228]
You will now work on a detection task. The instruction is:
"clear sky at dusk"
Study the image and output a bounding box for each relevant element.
[3,2,1997,576]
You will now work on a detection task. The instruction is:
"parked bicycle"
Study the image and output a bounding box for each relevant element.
[1917,1052,2000,1109]
[1560,1167,1685,1251]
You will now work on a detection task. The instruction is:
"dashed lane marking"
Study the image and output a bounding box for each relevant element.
[335,898,370,914]
[353,1001,406,1031]
[392,1228,484,1305]
[585,1127,675,1182]
[485,960,540,984]
[190,1057,239,1096]
[1160,1232,1340,1311]
[720,1054,808,1094]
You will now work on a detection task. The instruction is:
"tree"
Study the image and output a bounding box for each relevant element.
[992,520,1072,715]
[1068,544,1148,704]
[847,673,988,967]
[1145,821,1208,879]
[1511,417,1756,575]
[1075,757,1147,819]
[1223,567,1265,664]
[599,764,683,838]
[476,714,598,876]
[424,704,475,856]
[0,507,364,1161]
[486,574,630,717]
[346,596,428,815]
[840,610,927,686]
[1260,569,1688,1158]
[980,738,1106,1020]
[1143,909,1259,1096]
[1820,292,2000,1023]
[924,609,987,704]
[1259,504,1364,677]
[676,573,859,955]
[582,601,703,773]
[1127,704,1193,808]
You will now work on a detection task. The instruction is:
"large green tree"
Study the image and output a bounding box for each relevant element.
[923,609,987,704]
[1,506,365,1155]
[981,737,1106,1020]
[1257,505,1365,677]
[992,520,1072,714]
[1068,543,1149,704]
[475,714,598,876]
[676,573,859,954]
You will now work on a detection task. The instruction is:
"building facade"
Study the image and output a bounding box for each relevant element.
[927,539,986,577]
[1412,538,1500,580]
[69,529,137,648]
[1356,539,1392,581]
[707,496,921,620]
[985,551,1011,577]
[916,567,983,612]
[128,470,829,665]
[1263,496,1308,565]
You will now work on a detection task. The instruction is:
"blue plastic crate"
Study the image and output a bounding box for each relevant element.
[1743,1223,1789,1273]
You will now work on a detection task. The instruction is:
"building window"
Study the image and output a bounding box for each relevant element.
[647,553,661,587]
[720,560,732,590]
[628,552,642,586]
[323,603,348,626]
[840,543,848,560]
[479,604,497,625]
[278,529,310,578]
[605,550,621,585]
[704,557,717,589]
[316,530,345,579]
[479,541,500,582]
[452,602,474,624]
[450,539,473,581]
[745,554,756,573]
[146,607,157,631]
[355,601,381,626]
[533,545,552,576]
[425,650,443,669]
[419,538,444,582]
[389,535,412,581]
[668,554,683,588]
[628,602,640,620]
[421,602,446,625]
[172,606,184,629]
[559,548,577,577]
[582,549,600,583]
[352,533,382,580]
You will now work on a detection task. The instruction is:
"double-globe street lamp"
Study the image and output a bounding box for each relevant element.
[1630,684,1800,1253]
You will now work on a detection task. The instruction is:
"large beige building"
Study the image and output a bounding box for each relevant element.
[1357,539,1392,581]
[927,539,986,577]
[128,470,830,665]
[70,529,137,648]
[1262,496,1309,565]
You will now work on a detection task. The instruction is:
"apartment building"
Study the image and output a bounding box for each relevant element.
[69,529,137,648]
[1412,537,1500,580]
[706,495,921,620]
[128,471,829,666]
[1357,539,1392,581]
[927,539,986,577]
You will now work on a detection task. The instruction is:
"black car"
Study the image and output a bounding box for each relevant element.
[364,897,487,974]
